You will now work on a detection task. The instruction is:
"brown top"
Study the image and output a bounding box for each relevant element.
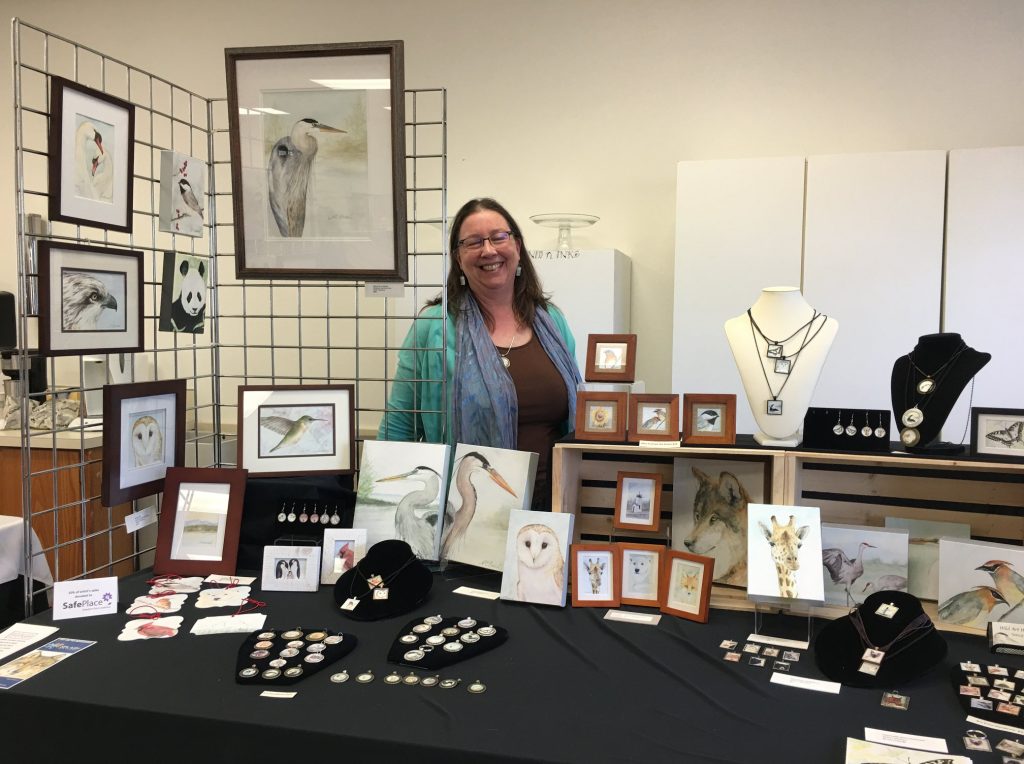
[503,334,568,500]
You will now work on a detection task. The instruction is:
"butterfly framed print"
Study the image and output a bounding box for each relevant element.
[971,407,1024,462]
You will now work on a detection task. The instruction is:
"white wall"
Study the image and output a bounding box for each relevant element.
[1,0,1022,390]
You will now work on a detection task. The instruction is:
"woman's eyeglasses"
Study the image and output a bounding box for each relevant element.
[457,231,515,252]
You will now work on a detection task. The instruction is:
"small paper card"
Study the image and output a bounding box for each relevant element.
[452,586,501,600]
[189,614,267,635]
[638,439,681,449]
[989,621,1024,654]
[124,505,157,534]
[0,638,95,689]
[53,577,118,620]
[365,283,405,299]
[864,727,947,753]
[195,587,251,609]
[0,623,59,661]
[604,610,662,626]
[261,690,298,699]
[204,574,257,585]
[965,714,1024,737]
[746,633,810,650]
[770,673,841,694]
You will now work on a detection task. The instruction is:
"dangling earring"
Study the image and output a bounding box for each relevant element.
[515,265,522,277]
[458,274,466,286]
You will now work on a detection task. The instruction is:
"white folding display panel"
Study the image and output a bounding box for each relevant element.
[944,147,1024,439]
[802,151,947,414]
[673,157,805,436]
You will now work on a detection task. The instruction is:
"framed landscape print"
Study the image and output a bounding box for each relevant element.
[154,467,247,576]
[37,241,143,356]
[629,393,679,443]
[660,549,714,622]
[101,379,187,506]
[682,393,737,445]
[584,333,637,382]
[618,542,664,606]
[48,76,135,232]
[970,407,1024,462]
[158,150,206,237]
[574,391,628,442]
[225,41,407,281]
[571,543,620,608]
[613,471,662,533]
[238,384,355,477]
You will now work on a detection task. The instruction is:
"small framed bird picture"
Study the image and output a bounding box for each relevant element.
[584,333,637,383]
[628,393,680,443]
[48,76,135,233]
[158,151,206,237]
[681,393,737,446]
[37,241,144,356]
[237,384,355,477]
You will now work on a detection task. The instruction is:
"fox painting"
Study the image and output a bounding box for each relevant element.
[681,467,751,586]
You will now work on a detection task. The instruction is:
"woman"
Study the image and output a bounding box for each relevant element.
[378,198,581,509]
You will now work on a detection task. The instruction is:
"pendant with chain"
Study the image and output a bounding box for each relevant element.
[497,333,517,369]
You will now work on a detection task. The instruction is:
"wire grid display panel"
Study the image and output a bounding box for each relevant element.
[212,88,448,446]
[11,19,221,593]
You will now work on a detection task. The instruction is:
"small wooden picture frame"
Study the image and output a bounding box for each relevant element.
[574,391,628,442]
[682,393,737,445]
[617,542,665,607]
[585,334,637,382]
[262,545,322,592]
[154,467,248,577]
[613,471,662,533]
[571,544,620,607]
[970,407,1024,462]
[629,394,680,443]
[660,549,715,623]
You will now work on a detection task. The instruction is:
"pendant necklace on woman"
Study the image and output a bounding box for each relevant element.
[498,333,516,368]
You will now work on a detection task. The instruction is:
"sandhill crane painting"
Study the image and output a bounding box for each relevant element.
[819,524,909,607]
[352,441,451,561]
[938,539,1024,627]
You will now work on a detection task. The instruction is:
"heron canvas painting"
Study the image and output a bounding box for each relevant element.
[226,41,407,280]
[159,151,206,237]
[440,443,539,571]
[257,403,335,458]
[819,524,909,606]
[937,538,1024,628]
[885,517,970,599]
[352,440,450,561]
[499,509,574,607]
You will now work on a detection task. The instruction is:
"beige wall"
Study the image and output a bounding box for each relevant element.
[1,0,1022,389]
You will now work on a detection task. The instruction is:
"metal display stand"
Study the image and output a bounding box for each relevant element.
[9,18,447,616]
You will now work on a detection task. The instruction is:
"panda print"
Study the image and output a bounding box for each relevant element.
[168,257,206,333]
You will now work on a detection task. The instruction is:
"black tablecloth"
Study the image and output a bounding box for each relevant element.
[0,569,1010,763]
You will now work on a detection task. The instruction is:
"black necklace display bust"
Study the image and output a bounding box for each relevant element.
[890,333,990,453]
[334,540,432,621]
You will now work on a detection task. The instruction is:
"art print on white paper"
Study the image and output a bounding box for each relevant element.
[747,503,824,603]
[195,586,251,609]
[499,510,573,607]
[884,517,970,600]
[118,394,177,490]
[261,545,321,592]
[118,616,183,641]
[352,440,449,560]
[440,444,538,571]
[820,524,909,606]
[170,482,230,562]
[320,529,368,584]
[664,556,706,615]
[159,150,206,237]
[620,544,663,605]
[129,594,187,614]
[937,537,1024,628]
[575,549,615,602]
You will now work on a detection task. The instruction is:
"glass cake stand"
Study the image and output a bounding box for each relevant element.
[529,213,599,251]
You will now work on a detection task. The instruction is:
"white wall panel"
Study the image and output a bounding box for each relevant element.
[944,147,1024,441]
[673,157,805,435]
[802,151,947,417]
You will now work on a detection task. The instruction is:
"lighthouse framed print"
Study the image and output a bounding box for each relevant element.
[225,41,407,281]
[48,76,135,233]
[237,384,355,477]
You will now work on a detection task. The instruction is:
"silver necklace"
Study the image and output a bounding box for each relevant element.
[497,333,516,369]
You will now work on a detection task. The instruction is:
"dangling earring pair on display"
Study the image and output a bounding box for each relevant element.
[458,265,521,285]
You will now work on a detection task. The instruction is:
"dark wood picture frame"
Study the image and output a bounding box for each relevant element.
[48,75,135,232]
[37,241,144,356]
[617,542,665,607]
[613,471,663,533]
[571,543,621,608]
[225,41,407,281]
[574,391,628,442]
[102,379,187,506]
[970,407,1024,462]
[682,393,737,445]
[238,384,356,477]
[629,393,680,443]
[154,466,247,576]
[584,333,637,382]
[660,549,715,623]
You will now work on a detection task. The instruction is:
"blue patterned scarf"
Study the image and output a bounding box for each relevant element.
[452,294,580,449]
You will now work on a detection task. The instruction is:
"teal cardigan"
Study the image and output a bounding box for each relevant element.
[377,303,577,444]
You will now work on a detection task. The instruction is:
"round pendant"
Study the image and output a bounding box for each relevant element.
[901,408,924,428]
[832,424,844,435]
[917,378,936,394]
[304,652,324,664]
[384,672,402,685]
[441,627,460,638]
[324,635,344,645]
[279,648,300,658]
[501,357,510,368]
[261,668,281,680]
[277,510,287,522]
[861,425,873,438]
[412,624,432,634]
[423,614,443,625]
[400,634,419,645]
[257,631,276,640]
[426,635,446,646]
[287,512,297,522]
[306,643,326,653]
[239,666,259,679]
[900,428,921,447]
[249,649,270,660]
[476,626,497,637]
[461,632,481,644]
[403,673,421,686]
[845,425,857,436]
[330,671,350,684]
[355,671,374,684]
[284,666,303,678]
[443,642,464,653]
[320,512,330,525]
[421,676,439,688]
[254,640,274,650]
[269,658,287,668]
[875,427,887,439]
[457,617,477,629]
[310,509,319,523]
[439,678,460,689]
[281,630,303,640]
[330,512,341,526]
[467,681,487,694]
[286,640,304,649]
[306,631,327,642]
[298,511,308,523]
[404,649,425,662]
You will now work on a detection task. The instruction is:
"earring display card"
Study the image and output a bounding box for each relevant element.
[802,408,891,452]
[235,627,356,685]
[387,615,508,670]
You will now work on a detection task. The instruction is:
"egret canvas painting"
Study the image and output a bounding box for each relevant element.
[441,443,539,571]
[937,538,1024,628]
[499,509,574,607]
[884,517,970,599]
[819,524,909,606]
[352,440,450,561]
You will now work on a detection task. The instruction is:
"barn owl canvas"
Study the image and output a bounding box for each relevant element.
[500,509,573,607]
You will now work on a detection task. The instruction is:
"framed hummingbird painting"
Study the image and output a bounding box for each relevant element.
[48,76,135,233]
[225,41,408,281]
[237,384,355,477]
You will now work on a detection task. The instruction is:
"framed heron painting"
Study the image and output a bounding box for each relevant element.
[225,41,407,281]
[237,384,355,477]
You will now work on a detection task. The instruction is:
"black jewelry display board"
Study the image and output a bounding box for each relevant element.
[802,407,892,452]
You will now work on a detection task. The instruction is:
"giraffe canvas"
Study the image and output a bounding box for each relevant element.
[746,503,824,603]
